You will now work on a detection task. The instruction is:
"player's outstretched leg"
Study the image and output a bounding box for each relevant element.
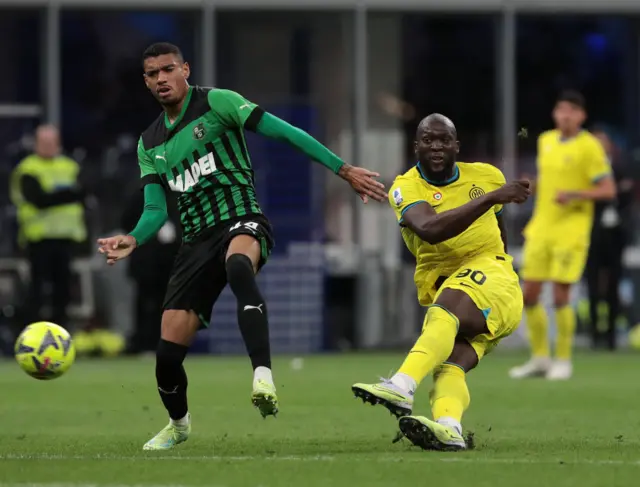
[143,310,197,451]
[399,415,466,452]
[352,305,459,417]
[399,341,476,451]
[509,280,552,379]
[547,282,575,380]
[226,235,277,418]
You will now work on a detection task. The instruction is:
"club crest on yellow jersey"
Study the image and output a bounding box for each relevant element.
[469,185,486,199]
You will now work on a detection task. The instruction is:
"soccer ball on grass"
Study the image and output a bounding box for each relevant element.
[14,322,76,380]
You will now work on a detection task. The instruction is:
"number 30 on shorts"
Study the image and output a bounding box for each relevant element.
[454,268,487,285]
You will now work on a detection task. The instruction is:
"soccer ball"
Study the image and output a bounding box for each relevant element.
[14,322,76,380]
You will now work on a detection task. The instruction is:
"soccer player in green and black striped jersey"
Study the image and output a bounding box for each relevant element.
[98,42,386,451]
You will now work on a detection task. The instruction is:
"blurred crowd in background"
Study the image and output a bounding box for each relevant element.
[2,4,640,358]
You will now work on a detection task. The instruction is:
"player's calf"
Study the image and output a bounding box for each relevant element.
[225,251,278,417]
[226,253,271,369]
[156,338,190,422]
[351,304,464,418]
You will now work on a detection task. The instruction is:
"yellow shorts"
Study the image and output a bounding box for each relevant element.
[433,254,523,360]
[521,237,589,284]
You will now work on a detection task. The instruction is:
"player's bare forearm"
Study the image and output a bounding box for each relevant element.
[402,180,530,244]
[559,176,617,203]
[402,194,498,245]
[496,213,508,253]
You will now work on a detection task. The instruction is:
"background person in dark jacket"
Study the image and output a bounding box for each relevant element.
[586,128,634,350]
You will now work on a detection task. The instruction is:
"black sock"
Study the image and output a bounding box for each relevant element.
[226,253,271,370]
[155,339,189,420]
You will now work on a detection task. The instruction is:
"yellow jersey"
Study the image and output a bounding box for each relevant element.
[389,162,507,305]
[524,129,610,243]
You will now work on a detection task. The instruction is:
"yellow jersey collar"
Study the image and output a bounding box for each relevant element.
[416,162,460,186]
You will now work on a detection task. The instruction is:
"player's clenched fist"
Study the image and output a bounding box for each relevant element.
[97,234,137,265]
[491,179,531,204]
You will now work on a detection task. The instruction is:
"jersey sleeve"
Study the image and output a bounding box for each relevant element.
[388,177,428,225]
[585,137,612,184]
[137,137,161,189]
[208,89,265,132]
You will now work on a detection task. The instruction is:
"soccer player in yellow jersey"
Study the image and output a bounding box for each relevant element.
[352,114,530,451]
[509,91,616,381]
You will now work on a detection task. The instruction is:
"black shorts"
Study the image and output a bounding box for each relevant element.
[162,214,274,326]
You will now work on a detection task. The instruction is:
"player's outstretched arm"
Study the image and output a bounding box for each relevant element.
[255,113,387,203]
[97,184,168,265]
[557,175,616,204]
[402,180,530,244]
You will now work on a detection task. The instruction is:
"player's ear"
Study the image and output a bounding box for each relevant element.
[413,140,418,157]
[183,62,191,80]
[143,74,151,90]
[455,140,460,154]
[578,109,587,125]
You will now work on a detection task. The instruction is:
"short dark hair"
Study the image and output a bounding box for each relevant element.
[557,90,586,110]
[142,42,183,66]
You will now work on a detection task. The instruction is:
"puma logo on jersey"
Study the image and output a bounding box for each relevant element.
[155,155,166,161]
[168,152,217,192]
[243,304,264,314]
[239,103,253,110]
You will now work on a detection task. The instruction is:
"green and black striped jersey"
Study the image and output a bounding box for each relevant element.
[138,86,265,242]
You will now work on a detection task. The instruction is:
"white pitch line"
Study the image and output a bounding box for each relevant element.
[1,454,639,467]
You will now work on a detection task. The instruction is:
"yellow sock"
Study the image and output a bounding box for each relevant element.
[430,363,470,423]
[397,305,458,386]
[525,304,549,358]
[555,305,576,360]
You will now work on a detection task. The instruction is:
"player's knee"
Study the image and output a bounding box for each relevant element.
[445,339,479,372]
[523,281,542,307]
[226,253,261,301]
[552,282,571,307]
[156,338,188,370]
[226,253,255,286]
[161,310,199,345]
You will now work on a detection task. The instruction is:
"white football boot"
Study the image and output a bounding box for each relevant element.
[546,360,573,381]
[508,357,552,379]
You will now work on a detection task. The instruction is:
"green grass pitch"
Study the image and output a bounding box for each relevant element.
[0,351,638,487]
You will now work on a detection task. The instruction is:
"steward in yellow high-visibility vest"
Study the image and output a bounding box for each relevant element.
[9,125,87,325]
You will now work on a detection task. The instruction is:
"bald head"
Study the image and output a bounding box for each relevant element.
[414,113,459,182]
[35,124,61,159]
[416,113,457,139]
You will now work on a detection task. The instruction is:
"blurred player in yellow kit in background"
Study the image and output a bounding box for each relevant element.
[352,114,531,451]
[509,91,617,381]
